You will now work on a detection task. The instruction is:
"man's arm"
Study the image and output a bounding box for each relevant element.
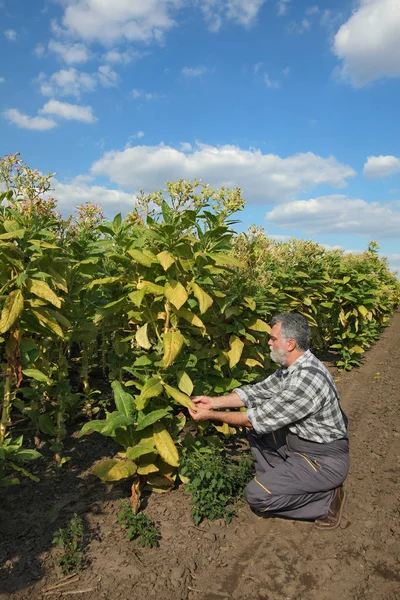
[192,392,245,410]
[188,406,252,428]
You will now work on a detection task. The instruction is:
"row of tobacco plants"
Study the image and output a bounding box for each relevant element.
[1,153,399,508]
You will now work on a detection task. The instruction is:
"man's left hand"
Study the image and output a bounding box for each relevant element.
[188,407,214,422]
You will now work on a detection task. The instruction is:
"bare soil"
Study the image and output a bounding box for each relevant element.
[1,312,399,600]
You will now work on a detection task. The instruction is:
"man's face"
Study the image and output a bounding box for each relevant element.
[268,322,290,366]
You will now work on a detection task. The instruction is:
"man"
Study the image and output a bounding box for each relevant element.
[188,312,349,529]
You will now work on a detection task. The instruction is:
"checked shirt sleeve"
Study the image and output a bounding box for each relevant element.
[235,368,322,435]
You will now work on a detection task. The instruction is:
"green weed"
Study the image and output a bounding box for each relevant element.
[117,500,159,547]
[52,514,87,574]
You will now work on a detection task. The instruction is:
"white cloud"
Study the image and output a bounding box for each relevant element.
[98,65,119,87]
[287,18,311,34]
[38,68,97,98]
[34,43,46,58]
[103,48,142,64]
[306,5,320,16]
[48,40,90,65]
[333,0,400,86]
[363,155,400,179]
[90,142,356,203]
[39,100,97,123]
[4,29,17,41]
[254,62,263,74]
[52,179,138,216]
[282,66,290,77]
[264,73,280,89]
[0,76,4,84]
[200,0,267,32]
[61,0,182,44]
[131,88,160,100]
[181,65,209,77]
[384,253,400,274]
[4,108,56,131]
[266,195,400,238]
[277,0,290,17]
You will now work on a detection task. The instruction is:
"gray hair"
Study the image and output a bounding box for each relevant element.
[270,312,310,351]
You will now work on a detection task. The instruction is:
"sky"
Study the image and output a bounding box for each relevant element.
[1,0,400,274]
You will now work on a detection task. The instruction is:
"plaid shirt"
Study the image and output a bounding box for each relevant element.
[234,350,347,443]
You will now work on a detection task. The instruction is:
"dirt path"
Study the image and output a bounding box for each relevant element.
[1,313,399,600]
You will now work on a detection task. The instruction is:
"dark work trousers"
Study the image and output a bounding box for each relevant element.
[245,428,349,520]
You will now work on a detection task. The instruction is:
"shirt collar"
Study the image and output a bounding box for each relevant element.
[283,349,311,374]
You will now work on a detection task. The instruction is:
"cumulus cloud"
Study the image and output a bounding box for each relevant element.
[4,29,17,41]
[48,40,90,64]
[181,65,210,77]
[333,0,400,86]
[34,43,46,58]
[3,108,56,130]
[131,88,160,101]
[277,0,290,17]
[38,68,97,98]
[103,48,143,64]
[363,155,400,179]
[39,100,97,123]
[0,76,4,84]
[98,65,119,87]
[266,194,400,238]
[89,142,355,203]
[52,179,138,216]
[200,0,267,32]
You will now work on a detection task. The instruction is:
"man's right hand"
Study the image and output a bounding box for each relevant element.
[191,396,215,410]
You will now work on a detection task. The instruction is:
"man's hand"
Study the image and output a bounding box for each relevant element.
[191,395,215,410]
[188,406,214,422]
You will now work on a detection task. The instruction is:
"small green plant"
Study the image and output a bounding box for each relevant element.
[118,500,159,547]
[180,441,254,524]
[52,514,87,574]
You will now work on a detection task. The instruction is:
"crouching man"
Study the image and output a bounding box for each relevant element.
[188,312,349,530]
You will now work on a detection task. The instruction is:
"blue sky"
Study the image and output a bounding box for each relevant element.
[1,0,399,273]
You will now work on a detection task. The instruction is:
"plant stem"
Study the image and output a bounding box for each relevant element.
[0,366,12,446]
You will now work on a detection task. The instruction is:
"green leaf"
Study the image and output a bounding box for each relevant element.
[164,384,194,409]
[26,279,62,309]
[126,444,155,460]
[136,323,151,350]
[177,371,194,396]
[38,414,56,436]
[79,412,133,438]
[136,377,163,410]
[0,289,24,334]
[163,330,185,368]
[89,276,122,288]
[358,305,368,318]
[165,280,188,310]
[137,280,164,295]
[136,409,170,432]
[227,336,244,369]
[112,381,136,419]
[176,308,205,329]
[128,249,157,267]
[191,282,213,314]
[153,422,179,467]
[207,253,244,268]
[31,308,64,338]
[157,250,175,271]
[246,318,271,333]
[23,368,53,386]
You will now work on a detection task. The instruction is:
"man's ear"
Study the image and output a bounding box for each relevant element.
[287,338,297,352]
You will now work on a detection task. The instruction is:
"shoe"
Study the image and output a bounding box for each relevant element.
[314,486,346,530]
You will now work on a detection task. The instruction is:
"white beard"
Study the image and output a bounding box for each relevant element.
[270,348,289,366]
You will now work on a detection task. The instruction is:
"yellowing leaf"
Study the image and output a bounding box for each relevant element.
[137,462,159,475]
[26,279,61,308]
[227,335,244,369]
[165,280,188,310]
[31,308,64,338]
[350,345,364,355]
[176,308,205,330]
[153,422,179,467]
[246,318,271,333]
[163,330,185,368]
[157,250,175,271]
[191,282,213,314]
[207,253,244,268]
[243,297,256,311]
[128,249,157,267]
[92,459,118,481]
[177,371,194,396]
[136,377,163,410]
[136,323,151,349]
[146,474,174,493]
[164,384,194,409]
[0,289,24,334]
[213,422,231,436]
[244,358,264,368]
[137,280,164,295]
[358,305,368,318]
[105,460,137,481]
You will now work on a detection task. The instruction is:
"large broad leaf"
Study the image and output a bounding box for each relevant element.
[79,412,133,438]
[0,229,26,240]
[112,381,136,419]
[157,250,175,271]
[177,371,194,396]
[163,330,185,368]
[136,409,170,432]
[126,444,155,460]
[191,282,213,314]
[93,458,137,482]
[136,323,151,349]
[0,289,24,334]
[23,368,53,386]
[88,276,122,289]
[136,377,163,411]
[165,280,188,310]
[358,305,368,318]
[227,335,244,369]
[38,414,56,436]
[207,253,244,268]
[164,384,194,409]
[176,308,205,330]
[128,249,157,267]
[137,280,164,295]
[246,318,271,333]
[31,308,64,338]
[153,422,179,467]
[26,279,62,309]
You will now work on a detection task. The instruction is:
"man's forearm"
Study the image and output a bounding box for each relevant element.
[211,392,245,409]
[208,409,252,428]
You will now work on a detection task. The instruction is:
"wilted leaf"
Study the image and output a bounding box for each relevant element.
[163,330,185,368]
[244,358,264,368]
[26,279,62,309]
[0,290,24,334]
[191,282,213,314]
[165,280,188,310]
[136,322,151,349]
[153,422,179,467]
[131,477,141,514]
